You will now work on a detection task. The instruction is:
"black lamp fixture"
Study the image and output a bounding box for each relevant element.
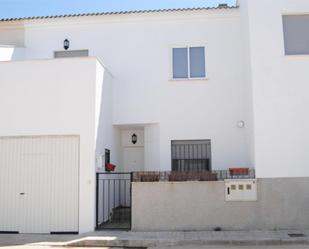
[63,39,70,50]
[131,133,137,144]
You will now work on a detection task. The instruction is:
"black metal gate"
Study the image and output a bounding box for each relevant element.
[96,172,132,230]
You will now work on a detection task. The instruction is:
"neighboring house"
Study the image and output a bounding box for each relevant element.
[0,0,309,234]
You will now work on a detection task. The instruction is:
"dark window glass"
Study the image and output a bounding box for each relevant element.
[190,47,206,78]
[105,149,110,166]
[173,47,188,78]
[171,140,211,172]
[283,15,309,55]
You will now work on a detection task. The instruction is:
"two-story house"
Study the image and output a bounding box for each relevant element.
[0,0,308,234]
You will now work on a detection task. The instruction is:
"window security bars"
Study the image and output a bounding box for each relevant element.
[171,140,211,172]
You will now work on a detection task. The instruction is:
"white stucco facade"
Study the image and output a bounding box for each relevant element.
[0,57,112,233]
[0,8,253,173]
[239,0,309,178]
[0,1,309,180]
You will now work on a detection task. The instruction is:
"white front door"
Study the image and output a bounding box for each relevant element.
[123,147,144,172]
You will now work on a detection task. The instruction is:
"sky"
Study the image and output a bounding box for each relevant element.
[0,0,236,19]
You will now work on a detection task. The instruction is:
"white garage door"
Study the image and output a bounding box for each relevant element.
[0,136,79,234]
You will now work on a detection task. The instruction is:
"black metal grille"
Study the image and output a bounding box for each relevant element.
[172,159,210,171]
[171,140,211,172]
[105,149,110,166]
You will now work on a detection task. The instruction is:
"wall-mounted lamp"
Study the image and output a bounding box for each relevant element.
[237,120,245,128]
[131,133,137,144]
[63,39,70,50]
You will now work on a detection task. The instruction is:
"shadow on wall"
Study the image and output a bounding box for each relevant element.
[94,62,121,170]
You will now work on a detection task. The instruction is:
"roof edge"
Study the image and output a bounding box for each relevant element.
[0,5,238,23]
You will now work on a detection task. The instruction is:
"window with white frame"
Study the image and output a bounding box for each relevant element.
[172,46,206,79]
[283,15,309,55]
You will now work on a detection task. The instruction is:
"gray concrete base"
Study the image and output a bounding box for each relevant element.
[132,178,309,231]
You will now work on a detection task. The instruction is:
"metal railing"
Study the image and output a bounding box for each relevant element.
[214,169,255,180]
[132,169,255,182]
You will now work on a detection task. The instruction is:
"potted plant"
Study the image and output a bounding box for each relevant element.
[229,167,249,176]
[105,163,116,172]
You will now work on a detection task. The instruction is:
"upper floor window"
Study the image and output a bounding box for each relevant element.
[172,46,206,79]
[283,15,309,55]
[54,49,89,58]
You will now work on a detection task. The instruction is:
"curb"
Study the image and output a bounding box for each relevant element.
[65,238,309,247]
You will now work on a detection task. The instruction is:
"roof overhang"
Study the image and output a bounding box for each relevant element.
[0,5,239,24]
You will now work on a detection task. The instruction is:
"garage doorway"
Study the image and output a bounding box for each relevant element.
[0,135,79,234]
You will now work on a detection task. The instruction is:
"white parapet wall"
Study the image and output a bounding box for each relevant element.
[0,46,25,61]
[132,179,309,231]
[0,57,109,233]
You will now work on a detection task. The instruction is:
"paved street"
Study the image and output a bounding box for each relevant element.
[157,246,309,249]
[1,245,309,249]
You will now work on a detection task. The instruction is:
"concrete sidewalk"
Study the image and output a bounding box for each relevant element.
[65,230,309,247]
[1,230,309,247]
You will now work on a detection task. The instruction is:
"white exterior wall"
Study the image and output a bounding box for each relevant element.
[0,57,104,233]
[144,124,160,171]
[13,9,252,171]
[239,0,309,177]
[0,24,24,46]
[1,3,309,176]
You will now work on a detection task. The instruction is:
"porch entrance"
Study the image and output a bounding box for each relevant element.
[96,173,132,230]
